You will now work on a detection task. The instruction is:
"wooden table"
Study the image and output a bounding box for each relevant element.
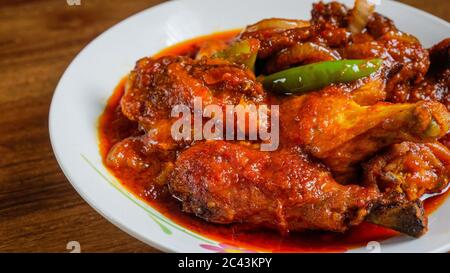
[0,0,448,253]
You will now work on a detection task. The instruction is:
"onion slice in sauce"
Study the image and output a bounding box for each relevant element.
[245,18,310,32]
[348,0,376,34]
[266,42,341,74]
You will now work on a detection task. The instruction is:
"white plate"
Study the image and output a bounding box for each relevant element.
[49,0,450,253]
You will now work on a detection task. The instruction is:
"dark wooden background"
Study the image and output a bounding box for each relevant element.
[0,0,448,253]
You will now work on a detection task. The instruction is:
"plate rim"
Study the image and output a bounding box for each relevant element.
[49,0,450,253]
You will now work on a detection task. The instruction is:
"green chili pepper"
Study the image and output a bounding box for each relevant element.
[214,39,260,71]
[262,59,382,94]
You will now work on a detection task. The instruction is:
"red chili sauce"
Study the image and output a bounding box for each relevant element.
[98,30,450,252]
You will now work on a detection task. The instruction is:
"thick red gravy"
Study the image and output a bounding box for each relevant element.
[98,30,450,252]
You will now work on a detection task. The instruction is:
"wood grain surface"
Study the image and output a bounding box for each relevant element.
[0,0,448,253]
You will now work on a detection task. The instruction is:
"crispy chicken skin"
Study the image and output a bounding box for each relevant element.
[168,141,379,233]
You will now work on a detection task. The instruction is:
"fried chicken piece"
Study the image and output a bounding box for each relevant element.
[409,38,450,111]
[311,1,349,28]
[366,12,397,38]
[168,141,379,233]
[364,142,450,201]
[343,30,430,101]
[428,38,450,73]
[280,86,450,181]
[410,69,450,111]
[168,141,432,236]
[119,55,266,150]
[122,56,265,127]
[108,55,269,171]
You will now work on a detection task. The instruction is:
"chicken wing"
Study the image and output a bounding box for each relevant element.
[280,86,450,181]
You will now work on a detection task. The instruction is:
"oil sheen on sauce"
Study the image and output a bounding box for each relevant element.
[98,30,450,253]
